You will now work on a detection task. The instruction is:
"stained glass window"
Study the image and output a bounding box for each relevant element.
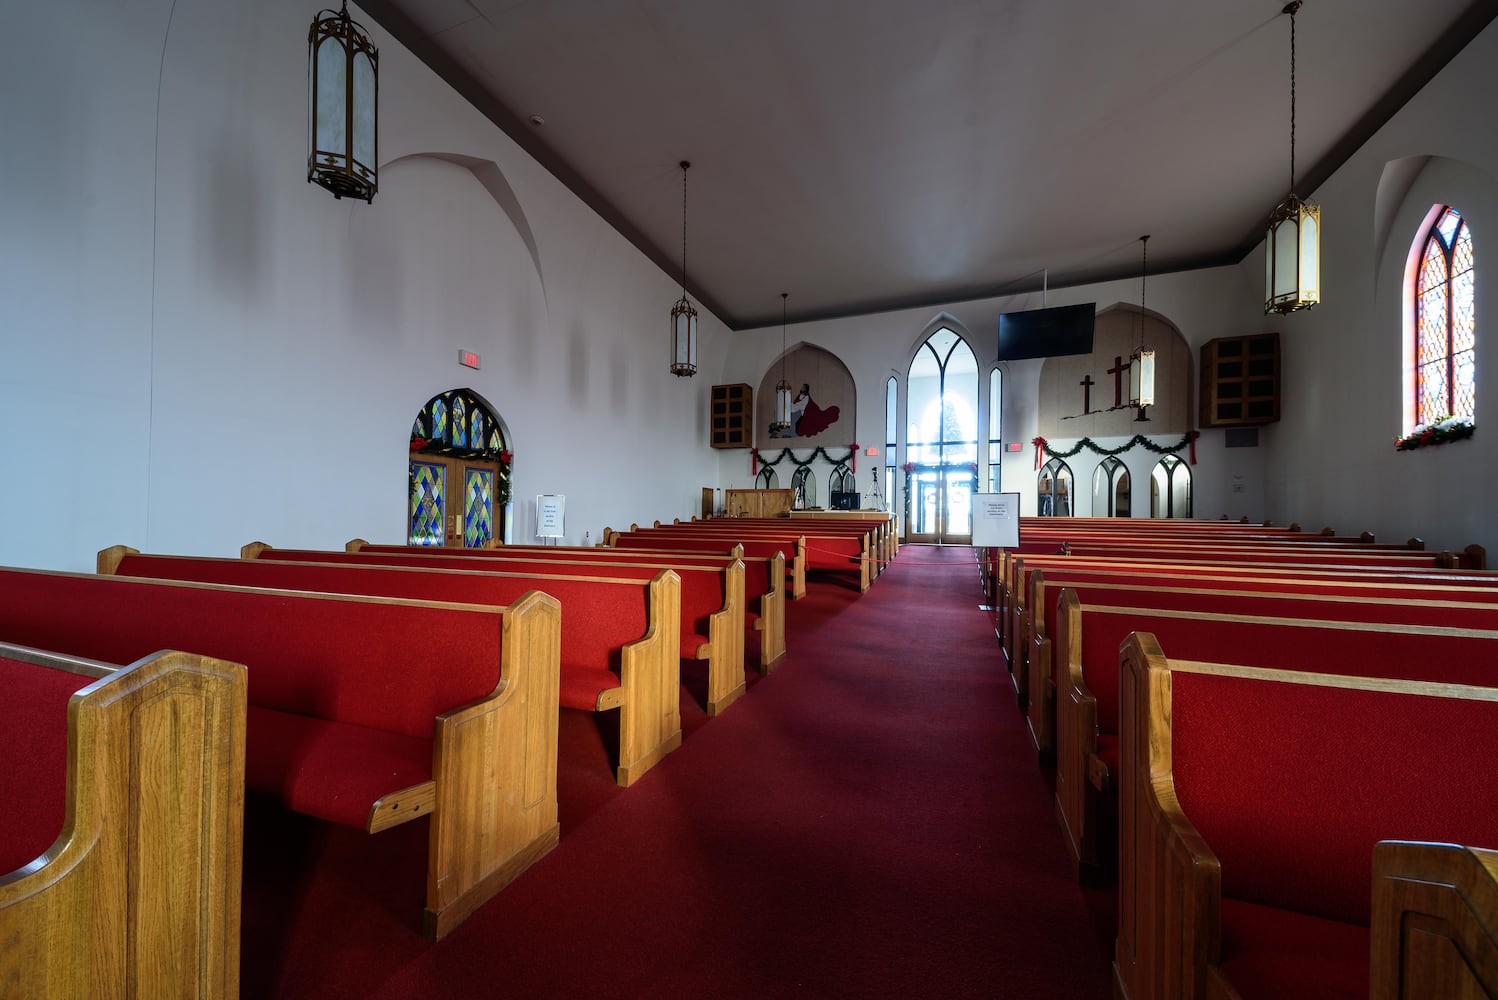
[432,399,448,441]
[464,468,494,548]
[453,397,467,447]
[1415,207,1475,427]
[409,461,446,546]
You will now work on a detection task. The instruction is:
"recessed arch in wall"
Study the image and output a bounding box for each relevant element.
[409,388,511,547]
[1038,457,1073,517]
[1150,454,1192,518]
[757,343,856,446]
[1037,306,1191,437]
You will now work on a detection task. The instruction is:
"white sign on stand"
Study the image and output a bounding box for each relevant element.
[971,492,1020,549]
[536,494,566,540]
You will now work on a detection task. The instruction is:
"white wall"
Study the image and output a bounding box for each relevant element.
[720,19,1498,554]
[1247,18,1498,554]
[720,265,1269,525]
[0,0,728,572]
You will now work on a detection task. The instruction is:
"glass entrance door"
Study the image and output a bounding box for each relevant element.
[906,464,975,544]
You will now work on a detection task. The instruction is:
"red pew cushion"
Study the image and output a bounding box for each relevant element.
[0,658,85,875]
[246,706,434,829]
[1217,897,1368,1000]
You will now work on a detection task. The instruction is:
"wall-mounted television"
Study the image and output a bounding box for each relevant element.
[996,303,1096,361]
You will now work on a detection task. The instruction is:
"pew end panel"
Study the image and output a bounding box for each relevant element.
[0,647,247,999]
[1371,841,1498,1000]
[702,559,747,716]
[1113,632,1222,1000]
[96,543,138,576]
[424,590,562,940]
[1054,590,1102,876]
[242,540,273,559]
[615,571,684,787]
[756,552,788,671]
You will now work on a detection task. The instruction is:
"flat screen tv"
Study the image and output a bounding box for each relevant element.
[996,303,1096,361]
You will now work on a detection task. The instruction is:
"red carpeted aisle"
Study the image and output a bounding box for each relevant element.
[239,544,1113,999]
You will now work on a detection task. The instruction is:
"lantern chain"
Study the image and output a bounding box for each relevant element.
[1286,0,1300,194]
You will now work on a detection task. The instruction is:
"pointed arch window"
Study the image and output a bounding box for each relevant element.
[1038,457,1073,517]
[756,467,779,490]
[1092,456,1131,517]
[790,466,816,509]
[1413,207,1475,429]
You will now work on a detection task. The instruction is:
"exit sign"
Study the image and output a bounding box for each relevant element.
[458,350,481,370]
[1006,442,1023,452]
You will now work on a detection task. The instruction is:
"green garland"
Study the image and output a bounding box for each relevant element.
[753,445,858,471]
[1034,432,1196,461]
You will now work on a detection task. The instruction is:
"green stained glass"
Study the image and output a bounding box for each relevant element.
[432,399,447,441]
[489,429,501,452]
[465,468,494,547]
[411,416,425,439]
[472,410,483,449]
[454,397,467,447]
[409,461,445,547]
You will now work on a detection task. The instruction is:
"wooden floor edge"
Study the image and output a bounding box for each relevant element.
[422,824,560,942]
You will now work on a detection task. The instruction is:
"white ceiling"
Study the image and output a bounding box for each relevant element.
[360,0,1498,330]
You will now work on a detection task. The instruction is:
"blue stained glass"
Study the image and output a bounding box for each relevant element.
[465,468,494,547]
[472,410,483,450]
[1438,208,1462,246]
[453,397,467,447]
[409,461,445,546]
[432,399,447,441]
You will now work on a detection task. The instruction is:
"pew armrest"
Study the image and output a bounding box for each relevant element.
[1054,589,1100,874]
[1370,841,1498,1000]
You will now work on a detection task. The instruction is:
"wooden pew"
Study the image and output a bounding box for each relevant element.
[628,521,873,593]
[1370,841,1498,998]
[103,545,682,780]
[1025,566,1498,761]
[1053,593,1498,877]
[610,529,811,600]
[0,644,245,997]
[338,538,788,675]
[1114,634,1498,1000]
[0,565,561,940]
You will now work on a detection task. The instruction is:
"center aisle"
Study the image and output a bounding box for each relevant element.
[248,543,1114,998]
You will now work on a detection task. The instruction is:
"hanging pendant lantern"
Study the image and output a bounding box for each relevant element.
[670,161,698,377]
[1265,1,1320,314]
[308,2,378,203]
[1129,236,1155,419]
[774,293,793,431]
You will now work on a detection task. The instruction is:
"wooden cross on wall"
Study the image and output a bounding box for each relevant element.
[1078,374,1095,415]
[1106,355,1131,408]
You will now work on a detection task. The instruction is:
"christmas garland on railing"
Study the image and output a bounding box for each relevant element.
[1032,432,1199,470]
[751,444,860,477]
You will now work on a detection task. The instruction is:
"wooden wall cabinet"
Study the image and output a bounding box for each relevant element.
[1199,333,1281,427]
[725,489,793,518]
[711,384,753,449]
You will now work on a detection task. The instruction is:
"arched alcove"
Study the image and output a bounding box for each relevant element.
[1038,458,1073,517]
[408,388,510,547]
[1150,455,1192,518]
[757,344,855,445]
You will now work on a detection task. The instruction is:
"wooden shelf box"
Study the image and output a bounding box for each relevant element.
[1199,333,1281,427]
[710,384,753,449]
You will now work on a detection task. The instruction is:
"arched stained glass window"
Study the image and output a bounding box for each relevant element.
[411,388,508,462]
[1415,207,1475,428]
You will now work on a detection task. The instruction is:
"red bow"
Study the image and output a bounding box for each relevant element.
[850,443,859,474]
[1032,436,1047,471]
[751,448,759,477]
[1188,431,1199,465]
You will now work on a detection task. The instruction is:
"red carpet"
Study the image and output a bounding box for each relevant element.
[240,544,1113,998]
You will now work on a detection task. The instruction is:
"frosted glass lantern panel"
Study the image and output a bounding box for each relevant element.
[352,51,376,171]
[315,40,347,154]
[1299,214,1319,295]
[1273,218,1299,298]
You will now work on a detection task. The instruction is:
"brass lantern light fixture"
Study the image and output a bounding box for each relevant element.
[1129,235,1156,420]
[774,293,793,432]
[670,161,698,377]
[308,3,378,203]
[1265,0,1320,314]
